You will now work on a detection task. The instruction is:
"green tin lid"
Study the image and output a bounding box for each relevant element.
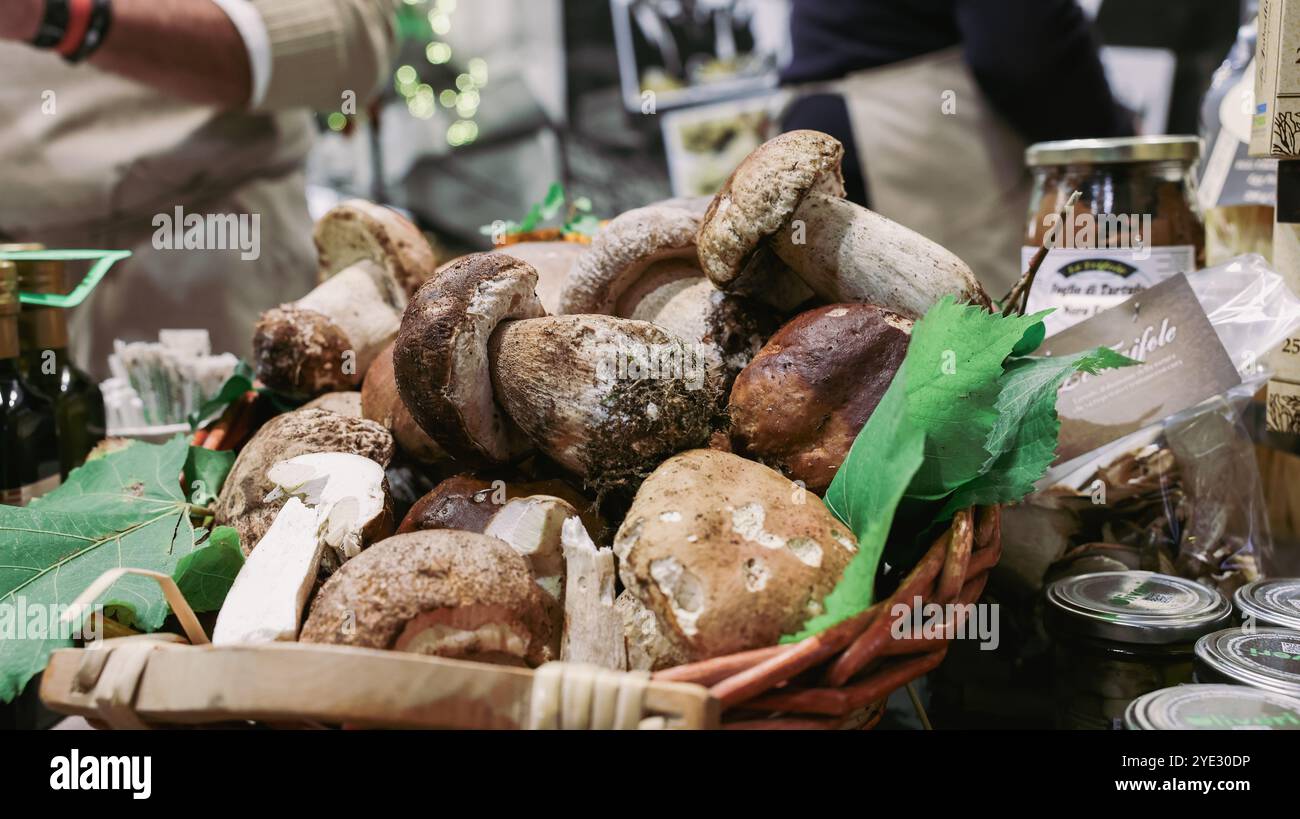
[1234,578,1300,630]
[1046,571,1231,645]
[1124,684,1300,730]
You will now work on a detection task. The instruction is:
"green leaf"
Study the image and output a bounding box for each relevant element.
[0,437,203,702]
[188,360,254,430]
[538,182,566,221]
[564,213,602,237]
[783,372,926,641]
[938,346,1137,516]
[173,527,244,613]
[571,196,593,212]
[900,298,1048,498]
[183,446,236,507]
[516,203,545,233]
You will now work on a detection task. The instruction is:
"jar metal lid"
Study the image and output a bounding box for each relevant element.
[1124,684,1300,730]
[1046,571,1231,644]
[1026,136,1202,166]
[1194,628,1300,697]
[1234,578,1300,630]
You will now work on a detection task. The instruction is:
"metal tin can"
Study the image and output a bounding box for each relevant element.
[1046,571,1232,729]
[1124,683,1300,730]
[1193,627,1300,696]
[1234,578,1300,630]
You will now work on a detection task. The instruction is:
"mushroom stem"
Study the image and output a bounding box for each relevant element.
[768,193,989,316]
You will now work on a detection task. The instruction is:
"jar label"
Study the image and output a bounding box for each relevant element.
[1024,245,1197,337]
[0,473,60,507]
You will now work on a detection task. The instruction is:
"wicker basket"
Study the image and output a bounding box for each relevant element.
[39,506,999,730]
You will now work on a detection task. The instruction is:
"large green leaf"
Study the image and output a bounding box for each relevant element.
[900,298,1048,498]
[0,436,203,701]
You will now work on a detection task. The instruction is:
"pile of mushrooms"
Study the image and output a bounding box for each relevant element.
[210,131,991,673]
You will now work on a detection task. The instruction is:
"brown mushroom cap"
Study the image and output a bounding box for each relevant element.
[729,303,911,494]
[558,205,700,315]
[493,242,585,315]
[614,449,858,661]
[696,130,845,298]
[314,199,436,297]
[213,408,395,552]
[252,306,355,398]
[361,341,445,464]
[299,529,558,667]
[393,252,546,463]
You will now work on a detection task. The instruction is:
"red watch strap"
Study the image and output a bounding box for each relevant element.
[56,0,94,58]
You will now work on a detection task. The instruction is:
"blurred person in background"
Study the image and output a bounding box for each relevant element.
[0,0,398,377]
[781,0,1133,295]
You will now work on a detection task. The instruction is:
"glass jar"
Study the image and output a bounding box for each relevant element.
[1023,136,1206,336]
[1194,627,1300,697]
[1045,571,1231,729]
[1234,578,1300,630]
[1125,684,1300,730]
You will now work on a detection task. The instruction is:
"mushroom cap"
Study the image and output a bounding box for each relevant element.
[299,529,558,667]
[393,252,546,463]
[252,306,355,397]
[487,314,721,492]
[314,199,436,297]
[214,408,394,552]
[492,242,585,315]
[361,341,445,464]
[696,130,845,294]
[729,303,912,494]
[558,205,701,315]
[614,449,858,660]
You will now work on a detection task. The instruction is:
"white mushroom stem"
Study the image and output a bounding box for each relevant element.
[768,193,986,316]
[612,256,701,318]
[212,498,324,645]
[559,517,626,670]
[296,260,406,377]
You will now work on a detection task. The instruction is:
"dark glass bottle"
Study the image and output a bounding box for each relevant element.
[0,260,60,505]
[11,249,105,477]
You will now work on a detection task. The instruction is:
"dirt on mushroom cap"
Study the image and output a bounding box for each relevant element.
[614,449,857,660]
[299,529,558,667]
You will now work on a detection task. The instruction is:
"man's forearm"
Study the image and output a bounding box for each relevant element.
[0,0,252,108]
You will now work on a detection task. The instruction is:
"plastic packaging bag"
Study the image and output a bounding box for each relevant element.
[1008,255,1300,595]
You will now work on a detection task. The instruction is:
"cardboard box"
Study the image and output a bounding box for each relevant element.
[1250,0,1300,158]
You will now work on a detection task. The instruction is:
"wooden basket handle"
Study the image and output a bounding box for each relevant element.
[61,567,209,646]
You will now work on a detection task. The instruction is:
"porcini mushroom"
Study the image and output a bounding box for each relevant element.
[397,473,604,542]
[614,449,858,661]
[299,530,559,667]
[313,199,435,297]
[213,408,394,551]
[697,130,988,316]
[253,201,435,398]
[729,303,912,494]
[301,391,363,418]
[361,341,445,464]
[558,517,625,669]
[559,205,776,382]
[212,452,391,645]
[394,253,720,492]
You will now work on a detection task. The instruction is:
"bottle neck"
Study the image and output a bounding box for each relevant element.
[0,314,18,361]
[18,306,68,353]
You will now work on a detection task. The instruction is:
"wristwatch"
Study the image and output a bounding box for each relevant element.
[31,0,113,63]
